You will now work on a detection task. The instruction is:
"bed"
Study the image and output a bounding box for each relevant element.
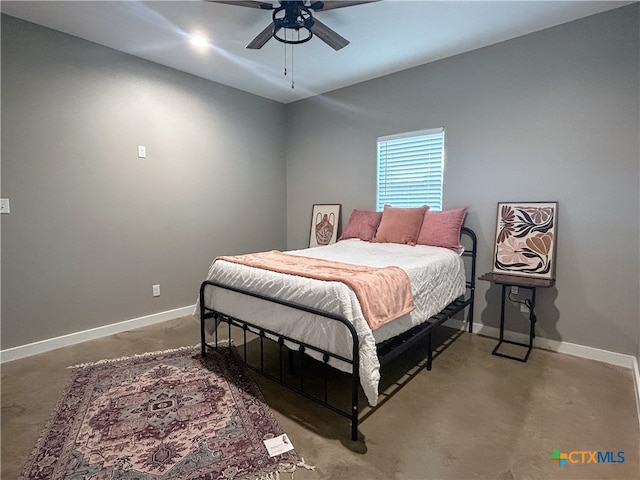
[197,209,476,441]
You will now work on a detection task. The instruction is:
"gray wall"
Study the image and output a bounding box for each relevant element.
[285,5,640,355]
[1,15,288,349]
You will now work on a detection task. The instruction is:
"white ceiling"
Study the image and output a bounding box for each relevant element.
[1,1,631,103]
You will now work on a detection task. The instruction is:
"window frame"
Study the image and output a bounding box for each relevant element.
[376,127,445,212]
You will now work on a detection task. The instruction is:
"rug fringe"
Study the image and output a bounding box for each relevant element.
[296,458,316,472]
[254,472,281,480]
[273,457,316,480]
[67,344,201,369]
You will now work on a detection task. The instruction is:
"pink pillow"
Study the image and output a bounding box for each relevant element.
[339,209,383,242]
[373,205,429,246]
[417,207,468,252]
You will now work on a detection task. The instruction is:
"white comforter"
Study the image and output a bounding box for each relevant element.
[197,239,466,406]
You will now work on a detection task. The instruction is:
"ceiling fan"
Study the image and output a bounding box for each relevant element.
[209,1,380,51]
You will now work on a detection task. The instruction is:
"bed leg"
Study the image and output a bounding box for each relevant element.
[351,415,358,441]
[351,385,359,441]
[351,359,359,441]
[426,332,433,371]
[200,314,206,357]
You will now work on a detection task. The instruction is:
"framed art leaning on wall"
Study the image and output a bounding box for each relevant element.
[309,204,341,247]
[492,202,558,279]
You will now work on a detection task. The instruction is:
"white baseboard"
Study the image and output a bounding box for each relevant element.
[0,304,196,364]
[633,357,640,428]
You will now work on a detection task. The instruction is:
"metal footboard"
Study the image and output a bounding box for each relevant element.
[199,281,361,440]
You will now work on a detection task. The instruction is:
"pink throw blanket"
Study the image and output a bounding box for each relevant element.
[216,251,415,331]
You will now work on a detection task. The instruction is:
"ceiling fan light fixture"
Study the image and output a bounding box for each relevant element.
[273,26,313,45]
[272,4,314,45]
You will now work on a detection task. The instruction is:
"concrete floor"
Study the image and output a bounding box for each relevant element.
[2,316,639,479]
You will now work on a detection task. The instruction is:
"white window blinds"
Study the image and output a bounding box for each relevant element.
[376,127,445,211]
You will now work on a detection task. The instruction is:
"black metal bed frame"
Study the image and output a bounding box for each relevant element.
[199,227,477,441]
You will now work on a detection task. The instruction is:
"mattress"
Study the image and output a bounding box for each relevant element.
[197,239,466,406]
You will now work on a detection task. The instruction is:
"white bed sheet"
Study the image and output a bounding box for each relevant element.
[197,239,466,406]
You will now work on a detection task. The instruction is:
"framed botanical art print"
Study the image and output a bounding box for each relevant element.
[309,204,341,247]
[492,202,558,279]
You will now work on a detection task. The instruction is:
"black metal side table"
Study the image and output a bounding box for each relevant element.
[479,272,555,362]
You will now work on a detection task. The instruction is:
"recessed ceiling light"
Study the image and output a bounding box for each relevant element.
[189,34,209,50]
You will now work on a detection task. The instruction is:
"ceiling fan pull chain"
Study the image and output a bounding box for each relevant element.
[283,42,288,76]
[291,43,295,89]
[281,31,295,88]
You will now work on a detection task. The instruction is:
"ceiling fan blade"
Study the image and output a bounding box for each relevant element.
[207,1,275,10]
[246,22,276,49]
[309,0,380,12]
[310,18,349,50]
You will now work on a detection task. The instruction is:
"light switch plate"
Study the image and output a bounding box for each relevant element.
[0,198,10,214]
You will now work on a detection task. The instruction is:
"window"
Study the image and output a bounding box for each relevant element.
[376,127,445,211]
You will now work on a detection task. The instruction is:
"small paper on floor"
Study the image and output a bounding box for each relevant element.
[264,434,295,457]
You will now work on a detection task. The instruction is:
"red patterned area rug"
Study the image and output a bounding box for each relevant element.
[21,345,299,480]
